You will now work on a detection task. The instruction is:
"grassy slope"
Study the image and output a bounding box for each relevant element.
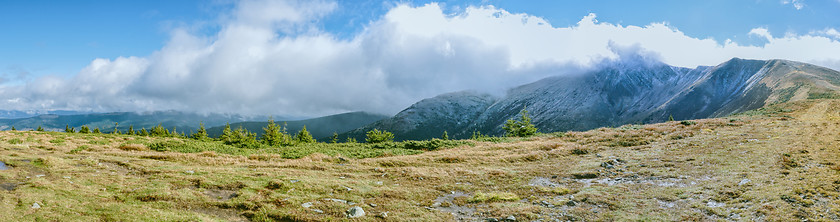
[1,99,840,221]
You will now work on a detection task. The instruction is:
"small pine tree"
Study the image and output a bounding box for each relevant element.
[113,122,120,134]
[471,131,482,139]
[219,123,233,143]
[36,126,44,132]
[192,122,209,141]
[365,129,394,143]
[229,126,259,148]
[65,125,75,133]
[92,127,101,134]
[294,126,315,143]
[261,118,286,146]
[502,107,538,137]
[80,125,90,134]
[150,124,169,137]
[127,125,135,135]
[668,115,675,122]
[139,128,149,136]
[10,126,15,131]
[442,131,449,140]
[330,132,339,144]
[346,137,357,143]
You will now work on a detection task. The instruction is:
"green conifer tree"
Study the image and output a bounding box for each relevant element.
[294,126,315,143]
[502,107,538,137]
[139,128,149,136]
[261,118,289,146]
[365,129,394,143]
[10,126,15,131]
[442,131,449,140]
[92,127,101,134]
[668,115,675,122]
[65,125,75,133]
[219,123,233,143]
[330,132,339,143]
[36,126,44,132]
[192,122,208,140]
[127,125,134,135]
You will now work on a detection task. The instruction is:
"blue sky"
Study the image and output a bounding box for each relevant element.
[0,0,839,116]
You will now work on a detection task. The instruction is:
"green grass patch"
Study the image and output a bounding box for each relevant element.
[49,138,66,144]
[468,191,520,203]
[69,145,90,154]
[7,138,23,144]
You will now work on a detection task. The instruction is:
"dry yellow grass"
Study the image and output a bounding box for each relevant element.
[0,99,839,221]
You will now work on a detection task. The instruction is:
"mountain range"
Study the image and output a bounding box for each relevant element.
[340,58,840,141]
[1,58,838,141]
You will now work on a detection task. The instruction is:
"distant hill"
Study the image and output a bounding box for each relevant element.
[206,112,388,140]
[0,110,90,119]
[342,58,840,141]
[0,111,267,133]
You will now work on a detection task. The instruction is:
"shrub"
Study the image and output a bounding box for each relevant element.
[680,120,696,126]
[65,125,75,133]
[79,125,91,133]
[366,129,394,143]
[502,107,538,137]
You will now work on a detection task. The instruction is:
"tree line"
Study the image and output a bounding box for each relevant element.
[5,107,539,147]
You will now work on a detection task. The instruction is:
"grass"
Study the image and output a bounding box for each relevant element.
[1,99,840,220]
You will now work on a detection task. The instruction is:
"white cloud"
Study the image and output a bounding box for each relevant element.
[782,0,805,10]
[1,1,839,117]
[749,28,773,40]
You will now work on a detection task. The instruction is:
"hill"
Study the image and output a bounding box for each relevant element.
[343,58,840,141]
[1,99,839,220]
[0,111,267,134]
[206,112,389,140]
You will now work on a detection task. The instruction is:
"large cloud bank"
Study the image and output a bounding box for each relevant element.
[2,1,840,117]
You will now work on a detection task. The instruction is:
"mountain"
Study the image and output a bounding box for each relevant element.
[206,111,389,140]
[342,58,840,141]
[0,110,90,119]
[0,111,267,133]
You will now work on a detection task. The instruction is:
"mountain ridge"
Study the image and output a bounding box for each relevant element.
[342,58,840,141]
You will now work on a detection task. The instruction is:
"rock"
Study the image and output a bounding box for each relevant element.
[369,203,377,207]
[377,212,388,218]
[485,218,499,222]
[185,170,194,174]
[31,203,41,209]
[290,179,299,183]
[738,179,751,186]
[504,215,516,221]
[566,200,577,206]
[324,198,348,204]
[346,206,365,218]
[572,173,598,179]
[301,202,313,208]
[311,209,324,213]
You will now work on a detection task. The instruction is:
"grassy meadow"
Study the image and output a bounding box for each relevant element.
[1,99,840,221]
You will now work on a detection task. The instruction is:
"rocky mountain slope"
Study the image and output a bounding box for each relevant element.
[344,58,840,141]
